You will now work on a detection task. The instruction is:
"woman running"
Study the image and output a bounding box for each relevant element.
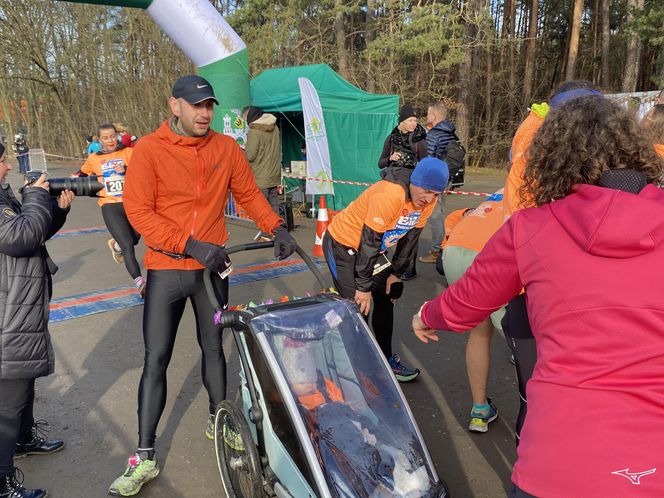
[81,123,145,297]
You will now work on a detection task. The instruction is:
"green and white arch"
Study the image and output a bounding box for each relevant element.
[61,0,250,145]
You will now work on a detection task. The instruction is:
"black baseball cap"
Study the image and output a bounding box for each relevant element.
[171,75,219,105]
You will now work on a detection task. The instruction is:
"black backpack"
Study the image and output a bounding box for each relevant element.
[437,133,465,189]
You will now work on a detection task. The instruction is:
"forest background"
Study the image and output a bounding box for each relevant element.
[0,0,662,167]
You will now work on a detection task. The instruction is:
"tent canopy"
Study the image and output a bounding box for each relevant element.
[250,64,399,209]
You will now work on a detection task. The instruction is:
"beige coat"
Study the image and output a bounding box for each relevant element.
[245,113,282,188]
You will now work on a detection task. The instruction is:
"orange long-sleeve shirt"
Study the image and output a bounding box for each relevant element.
[80,147,133,206]
[123,119,282,271]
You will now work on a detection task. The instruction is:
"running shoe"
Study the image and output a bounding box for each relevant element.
[468,398,498,433]
[108,453,159,497]
[222,422,245,452]
[107,238,124,264]
[206,414,215,441]
[388,354,420,382]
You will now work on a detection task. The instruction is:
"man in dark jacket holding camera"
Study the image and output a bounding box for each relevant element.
[0,143,73,498]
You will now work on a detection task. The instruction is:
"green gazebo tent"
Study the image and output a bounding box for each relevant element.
[250,64,399,210]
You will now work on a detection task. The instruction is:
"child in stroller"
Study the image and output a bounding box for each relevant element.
[278,332,435,498]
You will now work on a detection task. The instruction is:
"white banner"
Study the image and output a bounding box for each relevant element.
[298,77,334,196]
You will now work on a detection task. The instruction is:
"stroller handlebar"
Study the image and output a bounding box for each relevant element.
[204,240,331,323]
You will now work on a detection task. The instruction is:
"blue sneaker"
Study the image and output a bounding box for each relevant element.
[388,354,420,382]
[469,398,498,433]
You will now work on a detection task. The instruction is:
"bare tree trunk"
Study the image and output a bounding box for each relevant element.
[522,0,539,106]
[457,0,481,153]
[334,0,349,79]
[565,0,583,81]
[601,0,610,88]
[622,0,644,92]
[366,0,375,92]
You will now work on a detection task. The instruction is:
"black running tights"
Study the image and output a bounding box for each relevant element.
[101,202,141,279]
[0,379,35,476]
[138,269,228,449]
[501,294,537,445]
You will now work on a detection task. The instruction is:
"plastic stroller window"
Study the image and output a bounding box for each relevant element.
[250,300,446,498]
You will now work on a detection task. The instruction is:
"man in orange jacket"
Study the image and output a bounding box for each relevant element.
[109,75,296,497]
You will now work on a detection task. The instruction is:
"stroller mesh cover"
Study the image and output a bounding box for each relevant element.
[250,300,445,498]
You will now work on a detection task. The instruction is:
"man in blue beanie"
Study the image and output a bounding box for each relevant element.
[322,157,448,382]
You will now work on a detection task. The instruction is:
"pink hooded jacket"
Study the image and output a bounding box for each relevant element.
[422,183,664,497]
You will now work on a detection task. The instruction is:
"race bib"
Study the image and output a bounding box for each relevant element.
[101,159,126,197]
[380,211,422,251]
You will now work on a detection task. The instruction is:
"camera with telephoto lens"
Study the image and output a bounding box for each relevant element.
[24,170,104,197]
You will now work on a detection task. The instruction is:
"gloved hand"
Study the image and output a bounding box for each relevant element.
[184,237,231,273]
[273,225,297,260]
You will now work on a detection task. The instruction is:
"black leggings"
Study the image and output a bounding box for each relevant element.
[138,269,229,449]
[0,379,35,476]
[322,233,394,358]
[501,294,537,445]
[509,484,538,498]
[101,202,141,279]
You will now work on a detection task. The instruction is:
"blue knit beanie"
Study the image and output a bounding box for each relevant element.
[410,157,449,192]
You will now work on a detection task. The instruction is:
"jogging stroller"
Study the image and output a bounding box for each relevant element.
[205,241,449,498]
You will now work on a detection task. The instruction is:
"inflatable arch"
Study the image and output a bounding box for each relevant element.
[60,0,250,144]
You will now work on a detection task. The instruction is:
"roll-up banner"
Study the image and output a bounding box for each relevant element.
[298,77,334,196]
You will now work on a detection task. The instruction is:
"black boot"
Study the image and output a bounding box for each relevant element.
[14,421,64,459]
[0,468,47,498]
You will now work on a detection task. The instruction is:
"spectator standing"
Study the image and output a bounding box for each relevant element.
[419,102,456,264]
[13,135,29,174]
[378,104,428,280]
[0,143,74,498]
[243,106,282,239]
[110,75,296,496]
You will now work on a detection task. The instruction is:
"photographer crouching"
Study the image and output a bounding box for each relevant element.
[0,144,74,498]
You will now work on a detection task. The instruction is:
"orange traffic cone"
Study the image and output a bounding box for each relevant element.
[312,196,329,257]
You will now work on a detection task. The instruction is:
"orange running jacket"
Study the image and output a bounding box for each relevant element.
[123,119,282,271]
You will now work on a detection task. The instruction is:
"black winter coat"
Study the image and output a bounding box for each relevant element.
[0,184,68,379]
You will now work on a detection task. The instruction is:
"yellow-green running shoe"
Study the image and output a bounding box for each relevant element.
[468,398,498,433]
[108,453,159,496]
[206,414,215,440]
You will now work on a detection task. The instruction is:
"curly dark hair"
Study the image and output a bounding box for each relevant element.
[520,96,664,207]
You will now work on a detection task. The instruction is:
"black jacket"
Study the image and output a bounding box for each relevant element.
[377,125,427,170]
[0,184,68,379]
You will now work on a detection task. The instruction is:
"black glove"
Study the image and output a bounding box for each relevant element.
[273,225,297,260]
[184,237,231,273]
[388,281,403,300]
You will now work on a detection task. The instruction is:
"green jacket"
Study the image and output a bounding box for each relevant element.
[245,113,281,188]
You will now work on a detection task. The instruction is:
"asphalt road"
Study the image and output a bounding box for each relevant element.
[10,165,516,498]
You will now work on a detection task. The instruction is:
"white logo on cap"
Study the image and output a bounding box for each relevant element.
[196,84,208,89]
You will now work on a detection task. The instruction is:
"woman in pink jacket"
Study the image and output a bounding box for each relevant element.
[413,95,664,498]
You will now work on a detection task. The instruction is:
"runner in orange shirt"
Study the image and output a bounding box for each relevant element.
[80,123,145,296]
[323,157,448,382]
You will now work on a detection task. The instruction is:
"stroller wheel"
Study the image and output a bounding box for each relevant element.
[214,400,263,498]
